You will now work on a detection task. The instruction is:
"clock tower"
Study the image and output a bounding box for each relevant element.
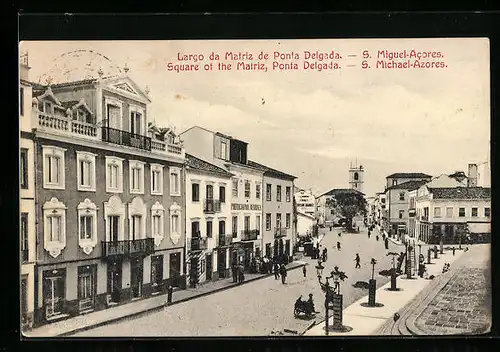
[349,160,364,193]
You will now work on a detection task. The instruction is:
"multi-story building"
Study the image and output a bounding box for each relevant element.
[30,70,186,327]
[248,161,296,263]
[374,192,387,226]
[180,126,264,271]
[20,54,36,330]
[184,154,233,287]
[385,173,432,237]
[294,188,315,217]
[413,186,491,244]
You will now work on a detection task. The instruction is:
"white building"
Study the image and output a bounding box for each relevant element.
[468,162,491,188]
[296,211,315,238]
[414,186,491,244]
[185,154,234,286]
[294,189,315,217]
[20,53,35,330]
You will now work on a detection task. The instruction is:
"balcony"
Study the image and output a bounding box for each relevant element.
[241,229,259,241]
[218,234,233,247]
[203,199,221,214]
[190,237,208,251]
[421,215,429,221]
[151,139,183,155]
[37,112,98,139]
[408,209,416,217]
[274,227,287,238]
[101,126,151,151]
[101,238,154,258]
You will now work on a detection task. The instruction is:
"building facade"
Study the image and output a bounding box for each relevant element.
[248,161,296,263]
[348,162,364,193]
[180,127,264,271]
[385,173,432,237]
[30,72,186,327]
[294,189,315,217]
[296,211,315,238]
[414,186,491,244]
[20,54,36,330]
[185,154,233,287]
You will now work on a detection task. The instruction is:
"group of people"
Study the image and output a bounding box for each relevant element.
[274,263,288,284]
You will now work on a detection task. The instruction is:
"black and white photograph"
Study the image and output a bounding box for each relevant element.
[19,38,491,337]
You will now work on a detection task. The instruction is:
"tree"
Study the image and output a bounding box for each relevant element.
[331,191,367,230]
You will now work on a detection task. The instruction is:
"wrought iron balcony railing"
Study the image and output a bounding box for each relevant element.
[101,238,154,258]
[203,199,222,213]
[274,227,287,238]
[240,229,259,241]
[218,234,233,247]
[101,126,152,151]
[190,237,208,251]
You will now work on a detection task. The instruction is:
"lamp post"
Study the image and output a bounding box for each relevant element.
[317,262,347,334]
[368,258,377,306]
[387,252,400,291]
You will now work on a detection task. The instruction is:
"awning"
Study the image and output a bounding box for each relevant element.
[467,222,491,234]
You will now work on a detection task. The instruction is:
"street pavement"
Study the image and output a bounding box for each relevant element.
[73,224,394,337]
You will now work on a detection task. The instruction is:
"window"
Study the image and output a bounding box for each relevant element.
[485,207,491,217]
[266,214,272,231]
[256,184,261,199]
[286,213,291,228]
[20,149,28,189]
[192,183,200,202]
[244,216,250,231]
[433,207,442,218]
[129,161,145,194]
[266,184,272,201]
[219,220,226,235]
[152,215,161,236]
[20,87,24,116]
[277,185,282,202]
[43,146,66,190]
[169,167,181,196]
[381,198,386,204]
[399,192,405,201]
[446,207,453,218]
[80,216,93,240]
[221,141,227,160]
[131,215,142,240]
[232,216,238,237]
[459,208,466,217]
[392,180,397,186]
[244,180,251,198]
[43,198,67,258]
[76,152,97,192]
[130,111,142,135]
[151,201,165,246]
[398,210,404,219]
[105,156,124,193]
[219,186,226,203]
[172,214,179,234]
[21,213,28,262]
[285,187,291,202]
[206,184,214,199]
[232,179,238,197]
[150,164,164,195]
[471,207,478,217]
[207,221,213,238]
[354,172,359,181]
[276,213,282,228]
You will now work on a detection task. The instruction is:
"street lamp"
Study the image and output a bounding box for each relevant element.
[317,265,348,334]
[368,258,378,306]
[386,252,400,291]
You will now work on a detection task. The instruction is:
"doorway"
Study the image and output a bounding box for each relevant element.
[107,261,122,304]
[169,252,181,287]
[150,255,164,294]
[190,257,199,288]
[43,269,66,319]
[206,253,213,281]
[21,277,28,327]
[77,265,95,312]
[285,240,291,257]
[217,249,227,278]
[130,258,143,299]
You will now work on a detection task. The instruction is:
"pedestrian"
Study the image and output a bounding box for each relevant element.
[274,263,279,280]
[231,264,238,283]
[280,264,287,284]
[452,247,456,256]
[302,265,307,278]
[354,253,361,268]
[368,230,371,238]
[337,241,341,251]
[376,235,379,241]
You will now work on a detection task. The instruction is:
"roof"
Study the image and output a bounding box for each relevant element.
[247,160,297,180]
[386,180,429,191]
[318,188,365,198]
[429,187,491,200]
[386,173,432,179]
[448,171,466,177]
[185,154,233,178]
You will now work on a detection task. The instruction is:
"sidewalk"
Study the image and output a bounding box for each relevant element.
[303,245,466,336]
[27,260,306,338]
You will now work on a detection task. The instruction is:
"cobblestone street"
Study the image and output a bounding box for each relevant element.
[415,245,491,335]
[73,226,393,337]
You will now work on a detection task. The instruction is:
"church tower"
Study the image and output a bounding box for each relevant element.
[349,160,364,193]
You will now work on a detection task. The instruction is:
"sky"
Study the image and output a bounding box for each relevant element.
[20,39,490,197]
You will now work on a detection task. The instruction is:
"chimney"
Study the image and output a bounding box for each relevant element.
[467,164,478,187]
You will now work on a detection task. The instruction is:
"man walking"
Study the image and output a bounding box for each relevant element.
[354,253,361,269]
[302,265,307,278]
[368,230,371,238]
[337,241,341,251]
[280,264,287,284]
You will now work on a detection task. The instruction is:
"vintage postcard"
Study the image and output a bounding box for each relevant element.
[19,38,491,337]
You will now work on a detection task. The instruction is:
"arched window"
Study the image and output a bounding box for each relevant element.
[353,172,359,181]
